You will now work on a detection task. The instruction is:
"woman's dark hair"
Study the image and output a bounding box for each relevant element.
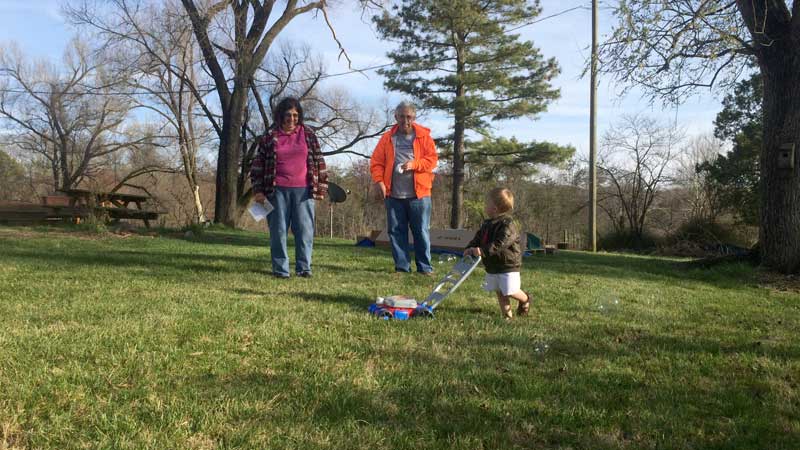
[273,97,304,128]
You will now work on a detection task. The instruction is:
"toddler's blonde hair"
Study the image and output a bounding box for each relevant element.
[488,187,514,214]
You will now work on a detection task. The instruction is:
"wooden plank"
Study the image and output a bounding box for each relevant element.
[373,229,476,251]
[99,207,159,220]
[0,204,91,224]
[57,188,151,203]
[0,205,89,215]
[40,195,71,206]
[0,202,163,226]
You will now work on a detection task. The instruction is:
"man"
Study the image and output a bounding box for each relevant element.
[370,101,438,274]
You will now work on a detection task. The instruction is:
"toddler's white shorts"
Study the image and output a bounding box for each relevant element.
[482,272,521,296]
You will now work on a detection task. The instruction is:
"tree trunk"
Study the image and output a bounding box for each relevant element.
[192,185,205,224]
[181,141,205,224]
[451,112,465,229]
[58,141,69,191]
[759,51,800,273]
[182,116,206,224]
[214,86,247,227]
[234,110,257,222]
[50,152,59,193]
[450,45,467,229]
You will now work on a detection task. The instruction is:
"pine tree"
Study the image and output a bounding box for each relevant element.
[374,0,560,228]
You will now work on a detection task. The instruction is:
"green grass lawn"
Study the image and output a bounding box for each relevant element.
[0,226,798,450]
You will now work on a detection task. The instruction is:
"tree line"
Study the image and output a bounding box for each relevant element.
[0,0,794,273]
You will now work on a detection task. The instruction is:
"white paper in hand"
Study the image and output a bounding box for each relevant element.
[248,201,274,222]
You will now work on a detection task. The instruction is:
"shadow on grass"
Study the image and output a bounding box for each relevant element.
[426,331,798,448]
[524,250,755,290]
[4,242,258,276]
[309,262,390,275]
[186,361,547,448]
[2,229,759,294]
[184,324,800,449]
[295,291,372,311]
[169,231,266,248]
[163,228,359,249]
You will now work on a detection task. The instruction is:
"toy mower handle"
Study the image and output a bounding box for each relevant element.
[422,255,482,310]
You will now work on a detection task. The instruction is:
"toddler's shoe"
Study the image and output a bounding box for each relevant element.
[516,291,532,317]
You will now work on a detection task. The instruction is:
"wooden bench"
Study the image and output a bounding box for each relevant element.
[528,245,558,255]
[97,207,160,222]
[0,203,91,225]
[57,189,163,228]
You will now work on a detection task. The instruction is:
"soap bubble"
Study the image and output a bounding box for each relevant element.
[437,253,458,264]
[594,291,621,314]
[533,340,550,357]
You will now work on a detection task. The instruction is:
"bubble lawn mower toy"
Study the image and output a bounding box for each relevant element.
[368,255,481,320]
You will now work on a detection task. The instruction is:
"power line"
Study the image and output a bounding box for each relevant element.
[507,4,591,33]
[0,62,396,97]
[0,5,589,97]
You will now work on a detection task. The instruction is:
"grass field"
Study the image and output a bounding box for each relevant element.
[0,225,798,449]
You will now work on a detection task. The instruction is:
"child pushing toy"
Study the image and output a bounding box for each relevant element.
[463,187,532,320]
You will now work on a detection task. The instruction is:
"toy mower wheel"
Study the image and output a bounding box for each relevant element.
[377,309,393,320]
[416,308,434,319]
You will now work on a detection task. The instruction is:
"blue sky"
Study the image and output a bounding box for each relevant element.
[0,0,726,162]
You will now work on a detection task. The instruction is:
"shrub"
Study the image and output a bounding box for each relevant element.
[659,217,752,257]
[72,219,108,234]
[598,229,661,252]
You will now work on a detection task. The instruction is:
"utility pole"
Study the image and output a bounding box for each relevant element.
[588,0,598,252]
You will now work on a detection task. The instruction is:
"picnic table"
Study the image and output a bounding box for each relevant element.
[56,189,162,228]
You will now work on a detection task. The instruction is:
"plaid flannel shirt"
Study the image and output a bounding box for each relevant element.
[250,124,328,200]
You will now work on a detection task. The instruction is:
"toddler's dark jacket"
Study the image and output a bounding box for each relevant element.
[466,213,522,274]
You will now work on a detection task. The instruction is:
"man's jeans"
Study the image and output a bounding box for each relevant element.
[267,186,315,276]
[385,196,433,273]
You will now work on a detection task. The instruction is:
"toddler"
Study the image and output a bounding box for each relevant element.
[464,187,531,320]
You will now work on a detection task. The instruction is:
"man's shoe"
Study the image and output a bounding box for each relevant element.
[417,271,434,277]
[273,273,290,279]
[297,271,312,278]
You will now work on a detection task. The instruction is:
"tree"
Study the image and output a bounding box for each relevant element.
[71,1,379,225]
[374,0,561,228]
[0,149,26,200]
[0,40,154,192]
[69,0,215,224]
[597,115,682,244]
[696,73,762,226]
[178,0,336,226]
[465,137,574,181]
[599,1,800,273]
[675,134,726,222]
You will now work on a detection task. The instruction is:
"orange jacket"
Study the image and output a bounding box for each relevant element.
[370,123,438,198]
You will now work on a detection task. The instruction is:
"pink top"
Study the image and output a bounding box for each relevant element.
[274,126,309,188]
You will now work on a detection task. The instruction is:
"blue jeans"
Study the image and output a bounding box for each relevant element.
[267,187,315,276]
[385,196,432,273]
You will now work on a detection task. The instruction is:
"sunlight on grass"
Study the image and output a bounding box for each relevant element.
[0,226,798,449]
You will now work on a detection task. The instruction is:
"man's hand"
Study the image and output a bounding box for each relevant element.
[401,161,414,172]
[254,193,266,204]
[376,181,387,199]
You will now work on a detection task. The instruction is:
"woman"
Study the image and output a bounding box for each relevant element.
[250,97,328,278]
